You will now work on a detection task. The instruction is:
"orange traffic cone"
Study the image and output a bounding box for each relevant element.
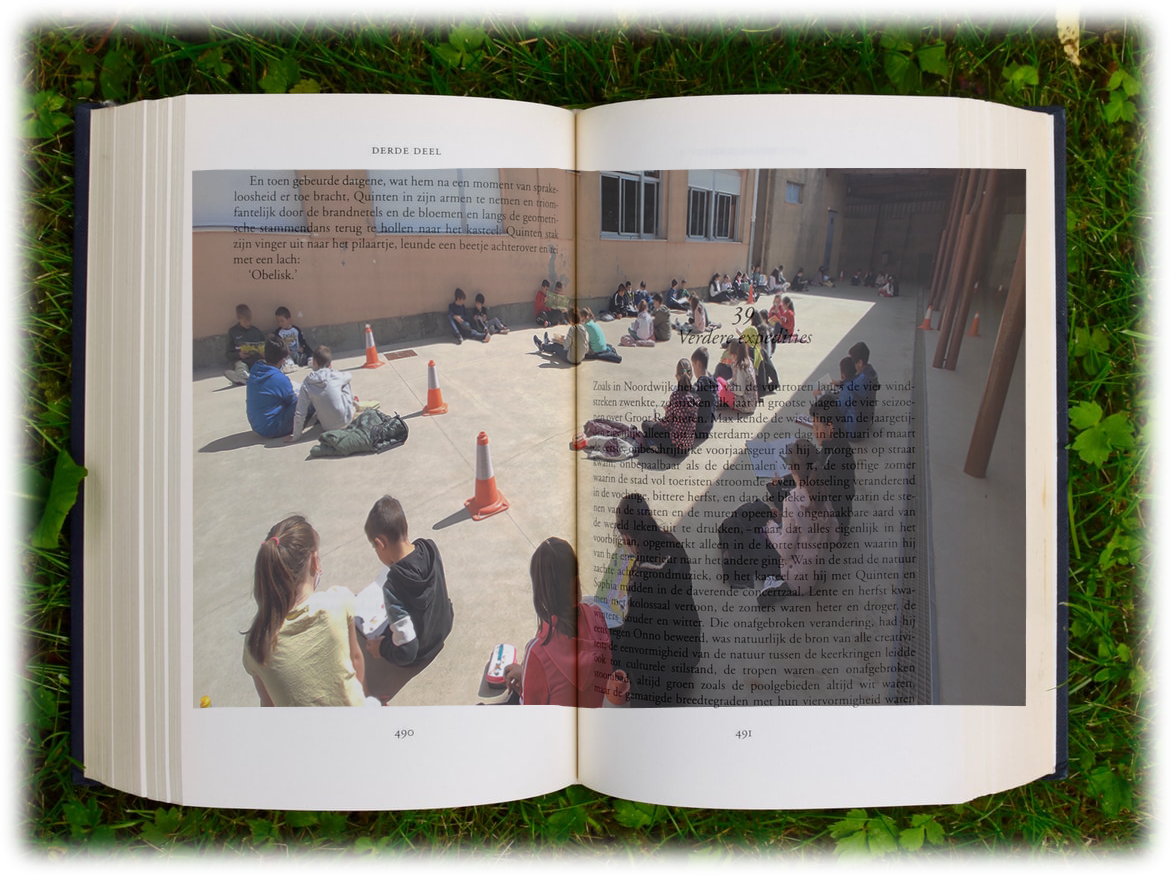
[422,360,448,415]
[362,324,385,369]
[966,312,981,337]
[747,285,755,304]
[919,306,933,330]
[464,432,509,520]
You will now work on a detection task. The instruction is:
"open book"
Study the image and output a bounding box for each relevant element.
[77,94,1065,810]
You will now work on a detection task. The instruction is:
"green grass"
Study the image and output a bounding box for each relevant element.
[19,16,1148,856]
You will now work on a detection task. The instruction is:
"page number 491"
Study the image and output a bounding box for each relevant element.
[735,730,752,740]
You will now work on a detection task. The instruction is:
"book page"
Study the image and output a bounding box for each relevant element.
[572,96,1057,807]
[86,94,587,809]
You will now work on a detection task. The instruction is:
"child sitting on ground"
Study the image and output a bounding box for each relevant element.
[243,515,370,706]
[448,288,489,345]
[716,339,758,416]
[535,279,567,327]
[627,299,654,341]
[224,303,266,386]
[641,359,699,456]
[534,307,588,364]
[363,496,455,667]
[651,293,672,341]
[246,335,300,439]
[472,293,510,335]
[756,439,835,605]
[274,306,311,371]
[286,345,355,443]
[502,538,613,707]
[691,346,719,442]
[581,308,622,363]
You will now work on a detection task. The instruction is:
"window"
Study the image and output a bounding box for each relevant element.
[601,171,660,238]
[367,169,504,234]
[785,181,803,204]
[687,170,741,241]
[193,170,308,230]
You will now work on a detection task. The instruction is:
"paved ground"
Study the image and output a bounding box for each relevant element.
[193,282,1025,708]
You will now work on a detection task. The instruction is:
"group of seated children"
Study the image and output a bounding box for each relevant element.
[225,304,311,385]
[241,331,355,442]
[635,348,718,457]
[707,271,755,304]
[535,279,570,327]
[717,394,858,605]
[535,306,628,365]
[242,496,454,706]
[812,341,880,442]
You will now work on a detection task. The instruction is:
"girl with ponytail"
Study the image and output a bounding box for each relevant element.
[243,515,370,706]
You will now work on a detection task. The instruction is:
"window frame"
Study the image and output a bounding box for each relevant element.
[600,171,661,239]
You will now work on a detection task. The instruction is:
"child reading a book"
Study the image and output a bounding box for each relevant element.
[534,307,588,364]
[362,495,455,667]
[535,279,566,327]
[501,538,613,707]
[246,335,299,439]
[472,292,510,335]
[286,345,354,443]
[242,516,369,707]
[274,306,310,370]
[651,293,672,341]
[224,303,266,386]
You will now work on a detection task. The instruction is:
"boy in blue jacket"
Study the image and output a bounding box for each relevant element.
[245,335,299,438]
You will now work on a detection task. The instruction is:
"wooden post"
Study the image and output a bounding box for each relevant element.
[932,170,982,368]
[944,169,1002,370]
[964,228,1026,478]
[929,171,965,309]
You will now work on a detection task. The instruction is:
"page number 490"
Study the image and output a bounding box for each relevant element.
[735,730,752,740]
[394,729,415,739]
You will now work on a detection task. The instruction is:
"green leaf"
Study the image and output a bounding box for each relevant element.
[899,824,925,850]
[285,810,319,828]
[1104,90,1136,124]
[916,42,949,76]
[683,843,730,871]
[884,50,919,94]
[526,0,580,29]
[1069,400,1102,431]
[99,44,134,102]
[30,449,87,548]
[1107,68,1141,96]
[1098,412,1135,448]
[613,799,663,829]
[450,24,486,54]
[23,90,72,139]
[260,55,300,94]
[140,806,182,844]
[432,42,463,69]
[1072,427,1111,466]
[879,30,915,53]
[196,46,233,79]
[288,78,321,95]
[835,829,871,855]
[546,806,587,838]
[247,817,278,843]
[1087,764,1132,816]
[1001,63,1039,93]
[564,784,596,805]
[1152,730,1171,763]
[830,808,869,837]
[0,679,55,730]
[0,459,51,527]
[319,811,347,839]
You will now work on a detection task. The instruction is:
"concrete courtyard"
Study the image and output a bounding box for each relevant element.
[193,281,1026,709]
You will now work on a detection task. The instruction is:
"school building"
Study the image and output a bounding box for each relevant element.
[192,167,1025,369]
